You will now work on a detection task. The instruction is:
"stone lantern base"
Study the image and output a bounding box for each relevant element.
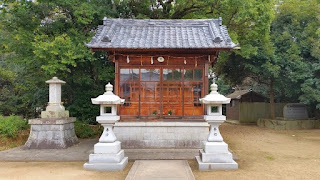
[196,141,238,170]
[84,141,128,171]
[24,117,78,149]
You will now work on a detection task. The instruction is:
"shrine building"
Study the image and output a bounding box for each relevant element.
[86,18,236,150]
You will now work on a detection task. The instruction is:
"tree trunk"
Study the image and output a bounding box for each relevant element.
[270,78,275,119]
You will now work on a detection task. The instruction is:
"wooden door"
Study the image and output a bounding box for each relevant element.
[119,67,204,120]
[162,68,183,118]
[139,68,161,119]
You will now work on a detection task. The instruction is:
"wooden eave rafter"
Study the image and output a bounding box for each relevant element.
[92,48,222,64]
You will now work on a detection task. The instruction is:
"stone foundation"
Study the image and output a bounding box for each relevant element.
[24,118,78,149]
[113,122,209,149]
[257,118,320,130]
[84,141,128,171]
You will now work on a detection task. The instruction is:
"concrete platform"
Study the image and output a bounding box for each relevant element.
[0,139,239,162]
[0,139,96,162]
[114,122,209,149]
[125,160,195,180]
[0,139,202,161]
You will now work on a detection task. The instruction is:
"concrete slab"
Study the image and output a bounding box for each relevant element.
[0,139,96,162]
[125,160,195,180]
[0,139,239,162]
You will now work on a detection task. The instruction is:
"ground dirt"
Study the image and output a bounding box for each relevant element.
[0,123,319,180]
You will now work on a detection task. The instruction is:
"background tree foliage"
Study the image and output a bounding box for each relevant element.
[0,0,117,122]
[215,0,320,117]
[0,0,319,121]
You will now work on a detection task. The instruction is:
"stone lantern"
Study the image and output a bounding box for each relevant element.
[84,82,128,171]
[25,77,78,149]
[196,82,238,170]
[42,77,69,117]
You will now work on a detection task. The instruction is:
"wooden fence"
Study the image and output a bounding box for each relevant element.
[239,102,286,124]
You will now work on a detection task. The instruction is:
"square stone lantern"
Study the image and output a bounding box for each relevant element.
[84,82,128,171]
[196,82,238,170]
[25,77,78,149]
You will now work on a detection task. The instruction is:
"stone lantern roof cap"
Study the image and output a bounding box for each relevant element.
[200,83,230,104]
[45,77,66,84]
[91,82,125,105]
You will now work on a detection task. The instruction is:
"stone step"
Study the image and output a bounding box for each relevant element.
[84,157,128,171]
[124,148,239,160]
[124,149,199,160]
[196,156,238,171]
[123,149,239,161]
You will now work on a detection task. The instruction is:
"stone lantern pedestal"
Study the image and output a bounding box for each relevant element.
[25,77,78,149]
[196,82,238,170]
[84,83,128,171]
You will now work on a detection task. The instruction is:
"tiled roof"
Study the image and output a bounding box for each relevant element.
[227,90,268,101]
[86,18,237,50]
[227,90,251,99]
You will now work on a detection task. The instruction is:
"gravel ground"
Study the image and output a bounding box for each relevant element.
[0,123,319,180]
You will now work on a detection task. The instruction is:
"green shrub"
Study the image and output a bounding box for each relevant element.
[0,115,29,138]
[74,122,103,138]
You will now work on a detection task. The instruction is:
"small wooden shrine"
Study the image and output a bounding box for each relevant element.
[87,18,236,122]
[86,18,236,150]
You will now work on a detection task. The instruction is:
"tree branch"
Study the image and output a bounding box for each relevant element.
[171,3,205,19]
[227,8,239,27]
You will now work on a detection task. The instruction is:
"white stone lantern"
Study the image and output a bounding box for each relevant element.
[196,82,238,170]
[91,82,124,143]
[200,83,230,142]
[41,77,69,118]
[84,82,128,171]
